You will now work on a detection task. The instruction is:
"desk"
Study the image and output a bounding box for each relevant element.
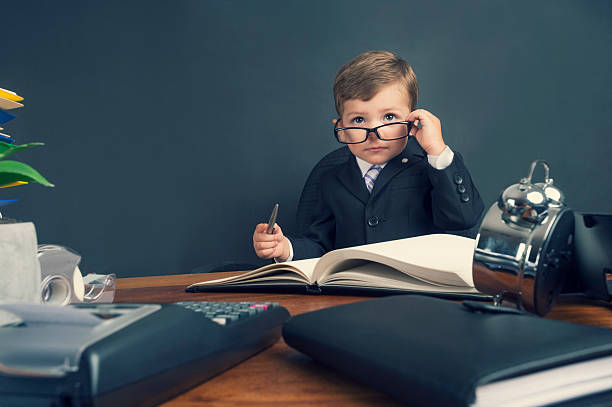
[115,272,612,407]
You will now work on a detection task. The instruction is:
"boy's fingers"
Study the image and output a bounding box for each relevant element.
[409,109,439,126]
[409,120,420,136]
[255,223,281,236]
[408,109,432,123]
[256,248,272,258]
[254,233,278,243]
[407,109,420,122]
[253,223,285,259]
[258,247,279,259]
[255,240,277,248]
[255,241,278,250]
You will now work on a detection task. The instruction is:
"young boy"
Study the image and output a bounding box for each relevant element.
[253,51,484,262]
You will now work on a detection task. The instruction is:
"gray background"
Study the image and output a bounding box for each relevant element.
[2,0,610,277]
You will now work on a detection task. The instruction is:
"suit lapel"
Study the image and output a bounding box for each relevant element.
[336,155,370,205]
[335,138,426,204]
[370,137,426,197]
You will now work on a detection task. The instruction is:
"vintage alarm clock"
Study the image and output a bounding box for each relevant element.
[473,160,574,315]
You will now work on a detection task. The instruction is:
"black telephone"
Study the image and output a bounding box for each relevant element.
[563,212,612,301]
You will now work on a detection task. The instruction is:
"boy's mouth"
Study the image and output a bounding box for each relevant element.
[365,147,387,152]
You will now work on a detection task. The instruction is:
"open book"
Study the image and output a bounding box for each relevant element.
[187,234,485,297]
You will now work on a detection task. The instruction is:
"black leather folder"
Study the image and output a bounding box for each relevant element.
[282,295,612,407]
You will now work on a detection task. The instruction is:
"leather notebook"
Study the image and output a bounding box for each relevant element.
[282,295,612,407]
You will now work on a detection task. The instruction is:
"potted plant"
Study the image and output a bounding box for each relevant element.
[0,88,53,303]
[0,140,53,192]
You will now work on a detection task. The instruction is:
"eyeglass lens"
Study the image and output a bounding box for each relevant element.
[336,123,408,144]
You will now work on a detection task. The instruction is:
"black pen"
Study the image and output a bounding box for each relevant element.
[266,203,279,234]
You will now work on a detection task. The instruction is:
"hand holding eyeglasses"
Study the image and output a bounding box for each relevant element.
[406,109,446,156]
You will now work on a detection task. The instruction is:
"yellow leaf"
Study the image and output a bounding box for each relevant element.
[0,181,28,188]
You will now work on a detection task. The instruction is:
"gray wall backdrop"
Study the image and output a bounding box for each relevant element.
[2,0,611,277]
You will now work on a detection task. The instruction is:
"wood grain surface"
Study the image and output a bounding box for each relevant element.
[114,273,612,406]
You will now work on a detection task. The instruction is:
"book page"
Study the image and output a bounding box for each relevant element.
[315,234,475,288]
[187,258,319,288]
[475,355,612,407]
[321,262,479,293]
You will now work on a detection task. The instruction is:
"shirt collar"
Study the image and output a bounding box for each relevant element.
[355,156,388,178]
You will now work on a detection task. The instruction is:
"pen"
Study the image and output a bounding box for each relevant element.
[266,203,279,234]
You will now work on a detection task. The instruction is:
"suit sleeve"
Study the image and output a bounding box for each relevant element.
[288,183,336,260]
[426,152,485,231]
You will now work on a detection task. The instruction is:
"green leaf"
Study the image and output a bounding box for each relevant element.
[0,160,54,187]
[0,141,45,160]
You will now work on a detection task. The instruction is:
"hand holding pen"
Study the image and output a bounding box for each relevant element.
[252,203,290,261]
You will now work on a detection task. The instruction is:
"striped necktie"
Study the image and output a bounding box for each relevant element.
[364,165,382,193]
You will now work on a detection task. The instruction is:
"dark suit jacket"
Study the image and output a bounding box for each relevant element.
[290,137,485,260]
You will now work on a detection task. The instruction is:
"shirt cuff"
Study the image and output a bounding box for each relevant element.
[274,238,293,263]
[427,146,454,170]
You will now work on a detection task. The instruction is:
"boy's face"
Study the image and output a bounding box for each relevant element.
[340,82,412,165]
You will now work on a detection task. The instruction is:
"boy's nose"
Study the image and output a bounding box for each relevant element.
[366,129,381,141]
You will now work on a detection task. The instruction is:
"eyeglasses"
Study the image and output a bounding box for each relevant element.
[334,120,413,144]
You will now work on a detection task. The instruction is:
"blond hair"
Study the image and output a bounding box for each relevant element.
[333,51,418,116]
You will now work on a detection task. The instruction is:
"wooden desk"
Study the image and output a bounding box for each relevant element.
[115,273,612,407]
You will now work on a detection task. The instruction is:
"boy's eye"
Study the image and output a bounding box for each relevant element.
[384,113,397,121]
[351,116,365,125]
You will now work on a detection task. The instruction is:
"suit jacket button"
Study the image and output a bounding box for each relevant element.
[460,193,470,202]
[454,174,464,184]
[457,184,466,194]
[367,216,379,227]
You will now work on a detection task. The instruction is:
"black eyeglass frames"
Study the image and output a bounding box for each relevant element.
[334,120,413,144]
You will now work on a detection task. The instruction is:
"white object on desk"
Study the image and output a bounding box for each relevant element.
[0,222,41,304]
